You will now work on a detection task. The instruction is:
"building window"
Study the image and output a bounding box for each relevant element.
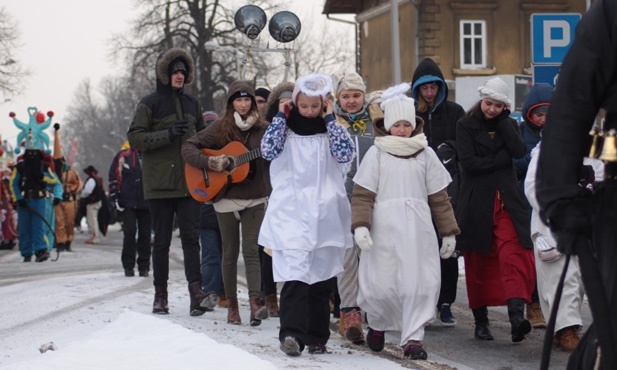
[460,20,486,69]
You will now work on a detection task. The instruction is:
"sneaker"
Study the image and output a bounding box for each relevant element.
[280,336,301,357]
[125,269,135,277]
[366,327,385,352]
[403,341,428,360]
[35,250,50,262]
[23,255,32,262]
[203,292,218,311]
[307,343,329,354]
[438,303,457,327]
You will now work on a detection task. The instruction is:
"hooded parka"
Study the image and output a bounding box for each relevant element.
[127,48,205,199]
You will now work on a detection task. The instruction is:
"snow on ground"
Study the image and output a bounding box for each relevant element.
[0,226,421,370]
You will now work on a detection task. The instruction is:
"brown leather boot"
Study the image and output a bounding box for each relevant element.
[340,309,365,344]
[265,293,279,317]
[249,296,269,326]
[558,326,580,351]
[526,303,547,329]
[153,284,169,314]
[218,293,228,308]
[188,282,213,317]
[227,298,241,325]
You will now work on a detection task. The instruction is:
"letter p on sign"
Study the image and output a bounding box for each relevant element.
[532,14,581,64]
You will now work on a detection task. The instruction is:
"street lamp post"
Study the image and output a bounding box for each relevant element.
[102,144,116,156]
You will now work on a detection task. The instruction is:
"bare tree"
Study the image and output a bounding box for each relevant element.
[0,6,29,99]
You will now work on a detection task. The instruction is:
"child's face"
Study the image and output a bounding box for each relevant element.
[480,98,505,120]
[389,120,414,138]
[531,111,547,127]
[296,94,323,119]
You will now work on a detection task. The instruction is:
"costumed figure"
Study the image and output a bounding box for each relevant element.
[9,131,62,262]
[9,107,54,154]
[0,149,18,250]
[52,124,82,251]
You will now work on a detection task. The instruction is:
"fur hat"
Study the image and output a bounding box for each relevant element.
[380,83,416,132]
[331,68,366,97]
[478,77,512,106]
[156,48,195,85]
[292,73,332,103]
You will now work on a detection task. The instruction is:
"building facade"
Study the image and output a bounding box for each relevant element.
[323,0,591,96]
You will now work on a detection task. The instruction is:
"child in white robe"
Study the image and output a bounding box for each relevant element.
[259,73,355,356]
[351,84,459,360]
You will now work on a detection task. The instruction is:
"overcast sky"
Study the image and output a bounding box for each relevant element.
[1,0,340,148]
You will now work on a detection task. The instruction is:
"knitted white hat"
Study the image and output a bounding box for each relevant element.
[478,77,512,106]
[380,83,416,132]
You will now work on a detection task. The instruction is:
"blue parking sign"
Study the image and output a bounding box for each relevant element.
[531,14,581,64]
[533,65,561,88]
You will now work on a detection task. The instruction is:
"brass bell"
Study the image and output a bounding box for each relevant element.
[589,129,604,159]
[600,130,617,162]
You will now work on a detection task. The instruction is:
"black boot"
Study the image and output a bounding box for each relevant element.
[153,284,169,314]
[188,281,213,316]
[472,306,494,340]
[56,243,66,252]
[508,298,531,342]
[65,240,72,252]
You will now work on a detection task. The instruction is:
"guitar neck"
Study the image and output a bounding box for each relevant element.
[235,148,262,166]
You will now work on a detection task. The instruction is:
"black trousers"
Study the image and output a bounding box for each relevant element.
[279,280,331,348]
[121,207,152,272]
[438,246,459,306]
[149,197,201,286]
[260,247,277,296]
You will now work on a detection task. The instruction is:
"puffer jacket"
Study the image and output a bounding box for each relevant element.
[127,48,205,199]
[411,58,465,151]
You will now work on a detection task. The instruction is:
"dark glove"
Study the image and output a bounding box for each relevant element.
[17,199,27,208]
[53,198,61,206]
[168,120,189,141]
[546,197,593,255]
[53,123,60,131]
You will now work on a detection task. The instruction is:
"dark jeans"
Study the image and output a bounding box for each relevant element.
[260,247,277,296]
[279,280,331,347]
[200,228,224,295]
[149,197,201,286]
[121,207,152,272]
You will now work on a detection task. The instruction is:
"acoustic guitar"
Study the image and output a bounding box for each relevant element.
[185,141,261,202]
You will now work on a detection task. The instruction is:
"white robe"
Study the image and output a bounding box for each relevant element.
[354,145,451,345]
[524,144,585,332]
[259,133,353,284]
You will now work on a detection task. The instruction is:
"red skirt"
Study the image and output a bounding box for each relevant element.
[464,191,536,309]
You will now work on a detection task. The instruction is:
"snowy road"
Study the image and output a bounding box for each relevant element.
[0,225,590,369]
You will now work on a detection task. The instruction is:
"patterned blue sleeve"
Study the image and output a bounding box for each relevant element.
[325,114,355,163]
[261,112,288,161]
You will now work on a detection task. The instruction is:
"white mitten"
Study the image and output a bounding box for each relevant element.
[207,155,231,172]
[354,226,373,251]
[440,235,456,259]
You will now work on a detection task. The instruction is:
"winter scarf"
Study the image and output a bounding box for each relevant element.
[374,133,428,156]
[286,108,327,136]
[334,101,370,135]
[233,111,259,131]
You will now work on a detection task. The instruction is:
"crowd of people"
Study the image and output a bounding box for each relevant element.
[5,15,610,362]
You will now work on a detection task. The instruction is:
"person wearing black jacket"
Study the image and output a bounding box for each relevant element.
[108,145,152,277]
[456,77,535,343]
[411,58,465,327]
[536,1,617,368]
[127,47,211,317]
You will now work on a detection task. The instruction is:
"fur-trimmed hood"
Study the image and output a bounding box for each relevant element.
[156,48,195,86]
[265,82,294,122]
